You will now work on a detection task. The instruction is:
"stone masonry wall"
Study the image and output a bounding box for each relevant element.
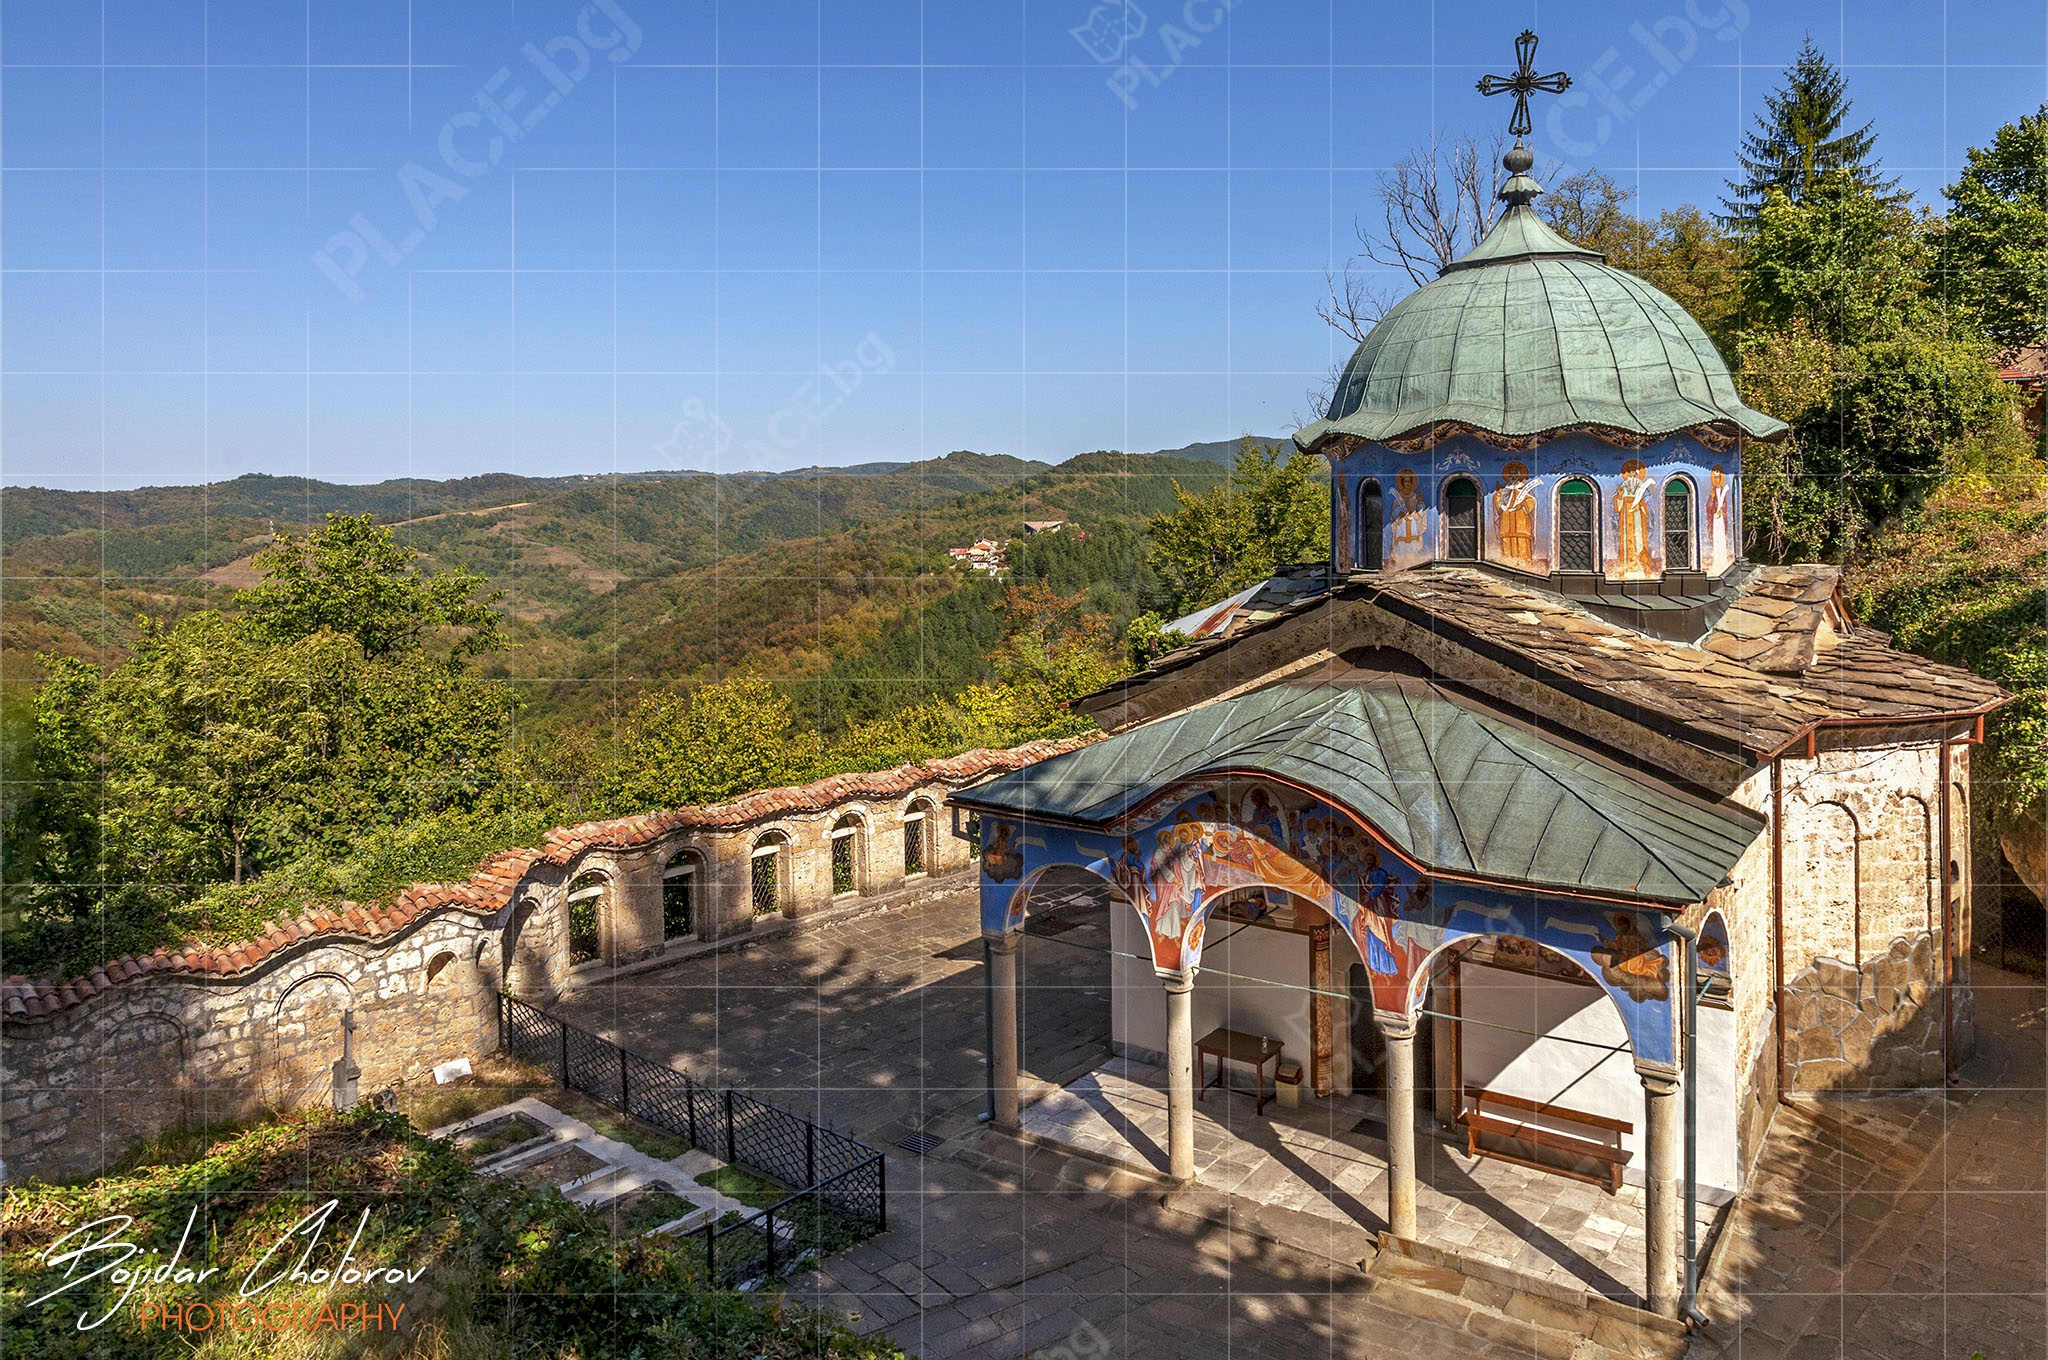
[1783,933,1951,1092]
[2,742,1075,1185]
[1778,736,1973,1094]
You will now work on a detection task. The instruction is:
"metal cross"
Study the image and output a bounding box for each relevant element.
[1476,30,1571,139]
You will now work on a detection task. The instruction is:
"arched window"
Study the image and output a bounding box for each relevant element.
[750,833,785,915]
[1663,477,1694,570]
[1557,479,1597,572]
[831,815,862,896]
[1358,480,1384,571]
[565,872,605,965]
[662,849,700,941]
[903,800,933,876]
[1443,477,1480,560]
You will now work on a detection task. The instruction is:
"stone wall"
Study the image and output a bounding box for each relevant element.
[3,910,496,1184]
[2,741,1077,1185]
[1782,933,1952,1092]
[1777,736,1974,1094]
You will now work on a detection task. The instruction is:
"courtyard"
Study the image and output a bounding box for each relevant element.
[558,883,2047,1359]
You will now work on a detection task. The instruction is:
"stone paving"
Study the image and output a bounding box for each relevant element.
[1694,962,2047,1360]
[557,883,2048,1359]
[1024,1056,1720,1306]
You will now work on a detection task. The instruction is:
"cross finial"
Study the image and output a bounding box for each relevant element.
[1476,30,1570,139]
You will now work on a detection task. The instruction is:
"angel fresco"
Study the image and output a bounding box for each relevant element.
[1591,913,1670,1003]
[981,821,1023,882]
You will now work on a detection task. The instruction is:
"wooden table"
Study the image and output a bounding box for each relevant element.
[1195,1027,1285,1114]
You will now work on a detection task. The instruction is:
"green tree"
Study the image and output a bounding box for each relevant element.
[1739,174,1934,342]
[1147,440,1330,615]
[1733,172,2015,558]
[605,675,823,813]
[41,616,344,887]
[1943,104,2048,354]
[239,511,507,660]
[1723,37,1900,228]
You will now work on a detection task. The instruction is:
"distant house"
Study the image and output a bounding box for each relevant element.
[948,538,1006,574]
[1021,519,1066,535]
[1998,345,2044,440]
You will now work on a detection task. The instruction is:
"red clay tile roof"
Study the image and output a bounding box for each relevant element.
[0,737,1092,1024]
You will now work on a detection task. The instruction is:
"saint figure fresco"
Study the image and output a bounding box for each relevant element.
[1493,461,1538,566]
[1612,459,1657,578]
[1391,468,1427,554]
[1705,465,1733,569]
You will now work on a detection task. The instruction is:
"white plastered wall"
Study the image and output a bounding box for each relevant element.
[1110,904,1357,1093]
[1457,961,1739,1194]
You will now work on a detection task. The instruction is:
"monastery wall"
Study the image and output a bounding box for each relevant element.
[1,744,1067,1185]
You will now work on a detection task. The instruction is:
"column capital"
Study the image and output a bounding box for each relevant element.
[1638,1069,1681,1097]
[1156,967,1196,993]
[1374,1009,1420,1041]
[983,929,1022,953]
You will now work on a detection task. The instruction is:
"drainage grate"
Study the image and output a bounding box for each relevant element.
[897,1131,945,1156]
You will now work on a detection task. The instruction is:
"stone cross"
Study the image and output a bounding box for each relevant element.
[331,1008,362,1111]
[1476,30,1571,138]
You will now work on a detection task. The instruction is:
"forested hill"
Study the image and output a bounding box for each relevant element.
[2,442,1264,724]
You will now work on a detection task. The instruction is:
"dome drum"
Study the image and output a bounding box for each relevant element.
[1332,430,1740,608]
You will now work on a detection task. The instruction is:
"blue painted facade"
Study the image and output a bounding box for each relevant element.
[977,778,1682,1072]
[1330,430,1740,582]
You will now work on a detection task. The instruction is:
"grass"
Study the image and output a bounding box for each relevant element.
[602,1188,699,1237]
[454,1113,546,1159]
[697,1165,794,1210]
[393,1052,689,1162]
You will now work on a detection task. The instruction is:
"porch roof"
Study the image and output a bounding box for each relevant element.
[954,677,1763,905]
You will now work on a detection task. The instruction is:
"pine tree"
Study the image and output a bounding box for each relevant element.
[1722,38,1900,228]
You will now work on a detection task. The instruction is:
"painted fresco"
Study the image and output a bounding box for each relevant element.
[1334,431,1741,583]
[977,779,1681,1069]
[1696,913,1731,977]
[1702,464,1737,577]
[1487,461,1547,573]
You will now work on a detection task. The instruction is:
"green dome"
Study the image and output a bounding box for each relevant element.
[1295,206,1787,449]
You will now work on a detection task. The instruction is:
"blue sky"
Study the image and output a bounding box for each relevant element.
[2,1,2042,491]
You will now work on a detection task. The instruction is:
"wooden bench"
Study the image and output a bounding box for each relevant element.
[1195,1027,1285,1115]
[1461,1086,1634,1192]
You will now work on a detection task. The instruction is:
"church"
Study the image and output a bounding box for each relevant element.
[951,48,2008,1322]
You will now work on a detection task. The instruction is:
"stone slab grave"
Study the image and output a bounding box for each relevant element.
[431,1096,758,1238]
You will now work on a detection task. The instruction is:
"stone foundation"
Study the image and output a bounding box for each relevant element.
[1782,932,1961,1093]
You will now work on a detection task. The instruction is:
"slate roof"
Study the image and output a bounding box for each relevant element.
[1,738,1093,1024]
[1366,567,2007,758]
[1294,206,1786,449]
[954,674,1763,905]
[1088,565,2007,764]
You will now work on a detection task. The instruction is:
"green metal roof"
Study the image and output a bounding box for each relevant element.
[1294,206,1787,449]
[955,677,1762,904]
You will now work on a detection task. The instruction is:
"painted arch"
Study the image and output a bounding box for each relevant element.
[977,777,1682,1069]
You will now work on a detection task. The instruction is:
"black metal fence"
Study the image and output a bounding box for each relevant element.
[497,993,886,1287]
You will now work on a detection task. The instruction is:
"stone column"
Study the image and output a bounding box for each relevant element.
[989,933,1022,1129]
[1642,1070,1683,1317]
[1162,970,1197,1182]
[1381,1010,1419,1239]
